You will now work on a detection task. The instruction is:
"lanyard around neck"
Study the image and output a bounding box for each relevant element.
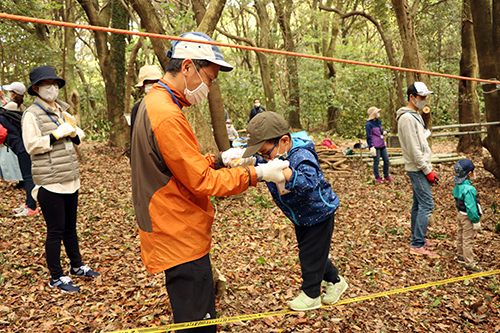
[157,82,182,110]
[34,102,65,127]
[409,112,426,129]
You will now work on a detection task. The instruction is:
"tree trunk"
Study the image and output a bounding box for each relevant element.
[125,39,143,119]
[254,0,277,112]
[470,0,500,178]
[274,0,301,129]
[108,0,129,147]
[318,1,339,132]
[458,0,481,154]
[392,0,433,134]
[129,0,171,70]
[78,0,129,148]
[194,0,229,152]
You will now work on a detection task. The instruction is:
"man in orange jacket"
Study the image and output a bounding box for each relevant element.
[130,32,288,332]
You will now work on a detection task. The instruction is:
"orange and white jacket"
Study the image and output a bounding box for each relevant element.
[131,79,258,274]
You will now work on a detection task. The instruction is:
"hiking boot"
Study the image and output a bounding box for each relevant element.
[70,264,100,278]
[14,207,39,217]
[456,256,465,264]
[287,291,321,311]
[49,275,80,292]
[323,276,348,305]
[384,176,395,182]
[465,263,483,272]
[375,177,383,183]
[410,246,440,258]
[425,239,438,247]
[13,203,27,214]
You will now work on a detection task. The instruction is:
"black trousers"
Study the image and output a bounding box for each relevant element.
[38,187,82,280]
[295,214,339,298]
[164,253,216,333]
[17,151,36,210]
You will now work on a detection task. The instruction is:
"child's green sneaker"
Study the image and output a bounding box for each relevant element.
[323,276,348,305]
[287,291,321,311]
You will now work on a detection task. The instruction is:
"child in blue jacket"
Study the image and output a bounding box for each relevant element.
[453,159,483,272]
[242,112,348,311]
[365,107,394,182]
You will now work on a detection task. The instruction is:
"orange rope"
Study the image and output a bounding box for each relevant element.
[1,12,498,86]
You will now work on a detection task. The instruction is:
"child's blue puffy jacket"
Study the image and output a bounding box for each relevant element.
[260,135,340,226]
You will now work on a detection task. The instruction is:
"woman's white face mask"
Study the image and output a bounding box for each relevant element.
[38,84,59,102]
[184,65,209,105]
[144,83,155,94]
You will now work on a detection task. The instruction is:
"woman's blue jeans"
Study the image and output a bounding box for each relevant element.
[407,171,434,248]
[372,147,389,179]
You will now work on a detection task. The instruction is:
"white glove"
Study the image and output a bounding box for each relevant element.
[370,146,376,157]
[229,156,256,168]
[221,148,245,166]
[255,159,289,183]
[52,122,76,140]
[473,222,481,230]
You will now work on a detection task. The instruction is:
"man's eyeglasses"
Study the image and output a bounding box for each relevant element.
[200,67,217,85]
[257,141,278,158]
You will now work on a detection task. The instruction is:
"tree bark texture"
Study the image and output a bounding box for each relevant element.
[470,0,500,178]
[458,0,482,154]
[391,0,433,133]
[274,0,302,129]
[317,0,340,132]
[193,0,230,152]
[129,0,171,70]
[78,0,129,147]
[254,0,277,112]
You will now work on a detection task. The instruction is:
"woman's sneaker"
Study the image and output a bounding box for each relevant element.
[287,291,322,311]
[13,203,27,214]
[14,207,39,217]
[70,264,100,278]
[49,275,80,292]
[323,276,348,305]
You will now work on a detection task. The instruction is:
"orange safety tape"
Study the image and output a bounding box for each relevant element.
[1,12,499,86]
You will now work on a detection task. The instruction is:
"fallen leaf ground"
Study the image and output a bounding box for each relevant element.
[1,137,499,333]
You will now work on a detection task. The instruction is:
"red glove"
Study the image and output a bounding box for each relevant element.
[426,171,439,184]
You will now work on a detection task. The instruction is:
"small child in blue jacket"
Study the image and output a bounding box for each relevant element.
[365,106,394,182]
[242,112,348,311]
[453,159,483,272]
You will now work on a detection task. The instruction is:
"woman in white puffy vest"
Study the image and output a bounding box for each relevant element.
[22,66,100,293]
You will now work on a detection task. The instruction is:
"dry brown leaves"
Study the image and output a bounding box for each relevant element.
[1,139,499,333]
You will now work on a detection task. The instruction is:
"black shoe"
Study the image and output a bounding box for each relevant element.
[70,264,100,278]
[49,275,80,292]
[13,181,24,189]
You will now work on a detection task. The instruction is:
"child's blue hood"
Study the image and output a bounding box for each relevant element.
[291,131,315,151]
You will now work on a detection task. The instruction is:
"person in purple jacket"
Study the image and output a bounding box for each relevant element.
[365,107,394,182]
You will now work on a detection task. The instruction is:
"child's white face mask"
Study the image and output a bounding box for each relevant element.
[274,141,289,160]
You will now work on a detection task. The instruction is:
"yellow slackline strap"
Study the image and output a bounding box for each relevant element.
[107,269,500,333]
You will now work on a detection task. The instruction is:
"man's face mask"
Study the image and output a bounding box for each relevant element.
[38,84,59,102]
[184,64,209,105]
[411,95,426,109]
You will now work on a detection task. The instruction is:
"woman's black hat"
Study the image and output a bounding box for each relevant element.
[28,66,65,96]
